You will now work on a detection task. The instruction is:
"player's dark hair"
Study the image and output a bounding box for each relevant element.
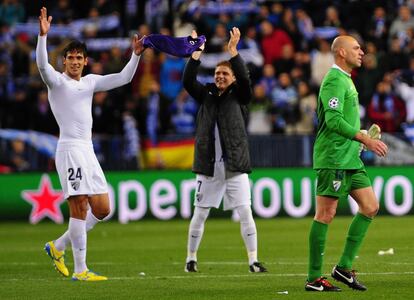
[62,40,88,58]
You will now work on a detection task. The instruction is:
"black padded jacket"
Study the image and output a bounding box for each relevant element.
[183,54,252,176]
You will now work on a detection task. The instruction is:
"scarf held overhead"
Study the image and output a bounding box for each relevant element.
[143,34,206,57]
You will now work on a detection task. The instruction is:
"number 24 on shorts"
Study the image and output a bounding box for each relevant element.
[68,167,82,181]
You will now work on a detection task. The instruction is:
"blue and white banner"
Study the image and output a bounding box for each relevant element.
[0,129,57,158]
[11,14,120,39]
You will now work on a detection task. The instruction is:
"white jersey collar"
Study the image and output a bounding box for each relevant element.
[332,64,351,77]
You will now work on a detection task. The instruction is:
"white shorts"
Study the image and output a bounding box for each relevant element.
[194,162,251,210]
[55,141,108,199]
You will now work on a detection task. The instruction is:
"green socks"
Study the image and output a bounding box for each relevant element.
[308,220,328,282]
[338,213,372,270]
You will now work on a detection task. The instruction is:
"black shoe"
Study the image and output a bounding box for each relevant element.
[331,265,367,291]
[305,277,342,292]
[249,261,267,273]
[185,260,198,272]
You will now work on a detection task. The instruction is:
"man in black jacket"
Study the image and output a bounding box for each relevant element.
[183,27,267,273]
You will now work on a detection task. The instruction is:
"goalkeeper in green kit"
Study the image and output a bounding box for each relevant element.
[305,36,388,292]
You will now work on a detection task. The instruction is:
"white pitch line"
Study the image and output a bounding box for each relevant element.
[110,271,414,280]
[172,261,414,266]
[2,261,414,266]
[1,272,414,282]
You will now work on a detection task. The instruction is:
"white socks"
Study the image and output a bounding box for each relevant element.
[236,205,258,265]
[69,217,87,273]
[54,210,100,252]
[186,207,210,263]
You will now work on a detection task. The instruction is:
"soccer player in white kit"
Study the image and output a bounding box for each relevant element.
[36,7,145,281]
[183,28,267,273]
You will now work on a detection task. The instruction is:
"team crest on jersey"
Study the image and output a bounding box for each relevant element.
[71,181,80,191]
[332,180,341,192]
[328,97,339,109]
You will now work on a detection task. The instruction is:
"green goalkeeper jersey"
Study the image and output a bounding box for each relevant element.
[313,66,363,170]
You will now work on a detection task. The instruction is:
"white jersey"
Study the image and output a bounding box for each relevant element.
[36,35,140,143]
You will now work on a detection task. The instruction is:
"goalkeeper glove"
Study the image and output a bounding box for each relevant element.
[360,124,381,153]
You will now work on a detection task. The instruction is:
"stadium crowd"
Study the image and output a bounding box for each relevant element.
[1,0,414,171]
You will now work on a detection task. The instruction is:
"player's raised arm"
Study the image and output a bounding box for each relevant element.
[183,30,207,102]
[132,33,146,56]
[36,7,59,88]
[227,27,251,104]
[190,30,205,61]
[227,27,240,58]
[93,34,144,92]
[39,6,52,36]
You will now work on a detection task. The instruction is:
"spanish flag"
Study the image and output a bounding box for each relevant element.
[140,137,194,169]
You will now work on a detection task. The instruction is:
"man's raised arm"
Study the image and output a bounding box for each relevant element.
[36,7,59,88]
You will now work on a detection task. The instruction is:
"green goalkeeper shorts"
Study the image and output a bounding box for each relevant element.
[316,167,371,199]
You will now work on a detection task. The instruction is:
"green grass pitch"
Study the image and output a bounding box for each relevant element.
[0,216,413,299]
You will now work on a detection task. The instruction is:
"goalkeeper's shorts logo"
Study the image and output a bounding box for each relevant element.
[332,180,341,192]
[328,97,339,109]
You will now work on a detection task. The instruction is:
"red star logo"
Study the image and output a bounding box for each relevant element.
[21,174,65,224]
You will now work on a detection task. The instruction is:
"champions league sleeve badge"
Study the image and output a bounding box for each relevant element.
[328,97,339,109]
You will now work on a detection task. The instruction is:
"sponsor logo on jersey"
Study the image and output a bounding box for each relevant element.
[333,180,341,192]
[328,97,339,109]
[71,180,80,191]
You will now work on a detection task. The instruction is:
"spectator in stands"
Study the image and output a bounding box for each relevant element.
[3,85,29,130]
[104,46,125,74]
[389,5,414,47]
[355,53,383,107]
[160,53,186,102]
[93,0,119,16]
[170,88,198,134]
[296,8,315,47]
[274,44,295,76]
[368,81,406,132]
[238,25,260,51]
[122,98,140,170]
[173,9,195,37]
[323,6,342,28]
[393,71,414,124]
[50,0,74,24]
[131,48,160,98]
[310,38,334,87]
[145,0,169,33]
[258,63,278,98]
[259,19,293,65]
[270,72,298,133]
[6,139,30,172]
[137,79,171,146]
[281,7,302,51]
[30,89,59,135]
[0,0,25,26]
[207,22,228,53]
[92,91,122,135]
[138,23,151,37]
[248,83,272,134]
[11,32,30,80]
[268,2,284,27]
[366,6,389,51]
[383,37,410,71]
[0,60,13,104]
[289,81,317,135]
[293,50,311,81]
